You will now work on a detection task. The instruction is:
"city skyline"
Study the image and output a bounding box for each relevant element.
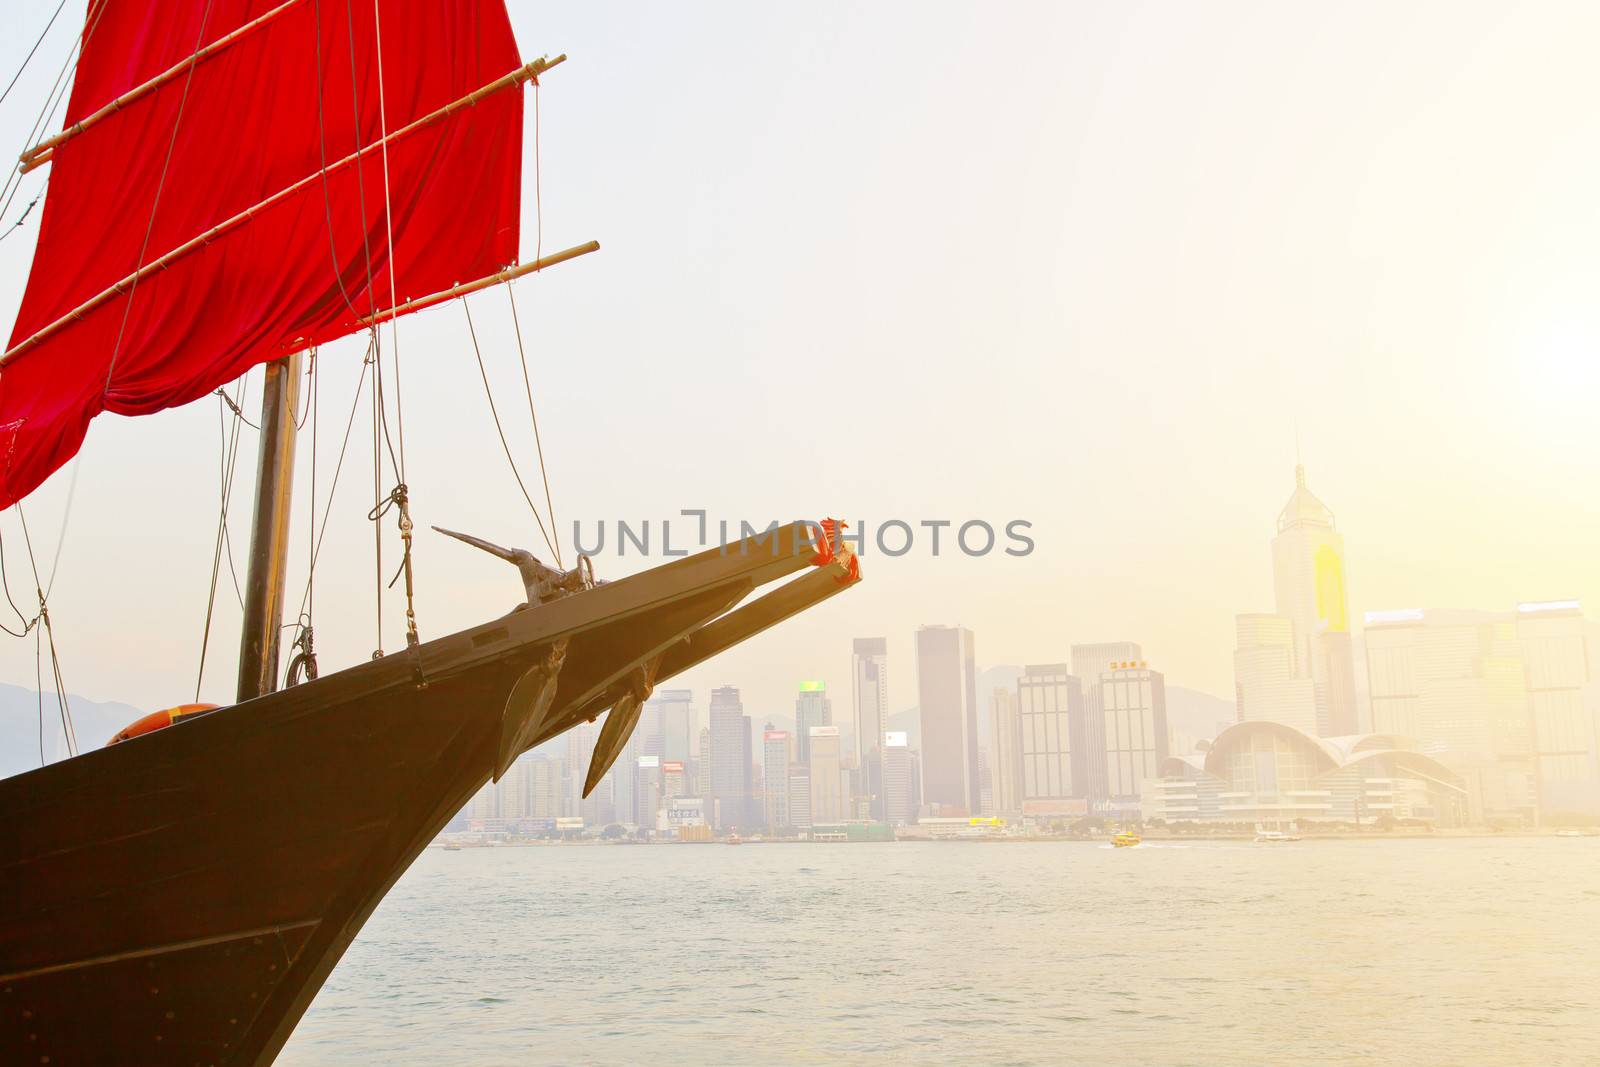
[3,3,1598,728]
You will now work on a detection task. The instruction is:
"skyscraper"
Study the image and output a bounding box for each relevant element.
[1071,641,1142,684]
[565,718,599,817]
[916,624,979,814]
[650,688,696,763]
[1017,664,1087,810]
[1092,663,1168,808]
[708,685,753,830]
[762,727,792,830]
[788,766,813,830]
[605,709,642,826]
[1364,601,1599,819]
[882,731,916,825]
[529,756,564,820]
[852,638,889,817]
[808,726,844,824]
[1516,601,1597,815]
[989,687,1023,815]
[633,756,662,827]
[794,681,832,766]
[1233,613,1318,734]
[1271,465,1359,735]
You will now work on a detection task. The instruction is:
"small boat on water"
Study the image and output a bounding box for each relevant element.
[1111,831,1141,848]
[726,834,743,845]
[1254,830,1302,843]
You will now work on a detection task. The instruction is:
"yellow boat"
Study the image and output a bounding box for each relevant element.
[1111,830,1141,848]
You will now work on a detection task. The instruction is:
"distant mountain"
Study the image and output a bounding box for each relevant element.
[0,684,145,780]
[1165,685,1235,744]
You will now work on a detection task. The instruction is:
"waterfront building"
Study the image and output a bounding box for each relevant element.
[882,731,917,825]
[1365,600,1599,819]
[762,727,792,830]
[708,685,753,830]
[695,726,712,797]
[1142,721,1468,827]
[853,638,889,817]
[916,624,980,815]
[607,719,641,826]
[1517,601,1598,815]
[788,766,813,830]
[1071,641,1142,684]
[650,688,696,763]
[1270,465,1359,735]
[1017,664,1088,807]
[1091,662,1169,809]
[989,687,1023,815]
[809,726,844,825]
[499,756,532,822]
[565,719,598,818]
[1233,613,1318,735]
[660,759,688,803]
[794,681,833,766]
[530,756,564,820]
[633,756,662,827]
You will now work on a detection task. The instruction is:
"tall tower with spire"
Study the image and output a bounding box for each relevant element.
[1270,465,1358,735]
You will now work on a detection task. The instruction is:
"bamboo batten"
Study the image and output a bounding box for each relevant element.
[0,55,568,367]
[359,241,600,327]
[19,0,310,167]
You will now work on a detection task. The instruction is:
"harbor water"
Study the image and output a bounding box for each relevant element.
[279,837,1600,1066]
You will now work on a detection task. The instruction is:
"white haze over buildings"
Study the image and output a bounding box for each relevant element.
[0,2,1597,736]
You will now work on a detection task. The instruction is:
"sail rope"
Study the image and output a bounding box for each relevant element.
[16,500,75,757]
[509,80,564,567]
[98,0,217,400]
[451,78,565,569]
[0,0,100,237]
[461,296,560,563]
[0,0,67,109]
[194,373,250,701]
[505,281,562,568]
[291,336,374,634]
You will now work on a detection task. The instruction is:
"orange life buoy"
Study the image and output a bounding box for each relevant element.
[106,703,219,747]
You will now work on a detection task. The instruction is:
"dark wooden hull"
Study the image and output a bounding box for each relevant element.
[0,526,855,1064]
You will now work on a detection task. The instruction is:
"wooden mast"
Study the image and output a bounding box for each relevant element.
[236,351,302,702]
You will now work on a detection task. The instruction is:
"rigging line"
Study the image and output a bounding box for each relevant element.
[217,378,249,610]
[0,517,39,637]
[307,347,318,624]
[42,453,78,599]
[43,609,74,754]
[308,0,371,322]
[35,626,43,764]
[505,280,561,568]
[16,499,74,755]
[461,295,558,561]
[195,378,249,700]
[98,0,218,398]
[0,0,107,237]
[0,0,67,108]
[0,19,71,218]
[372,335,383,654]
[292,338,371,625]
[533,81,541,264]
[0,193,41,245]
[370,0,406,485]
[214,385,259,429]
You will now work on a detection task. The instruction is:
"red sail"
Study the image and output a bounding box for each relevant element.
[0,0,525,508]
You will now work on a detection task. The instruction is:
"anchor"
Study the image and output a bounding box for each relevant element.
[432,526,595,606]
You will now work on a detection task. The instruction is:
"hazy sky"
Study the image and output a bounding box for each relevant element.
[1,1,1597,744]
